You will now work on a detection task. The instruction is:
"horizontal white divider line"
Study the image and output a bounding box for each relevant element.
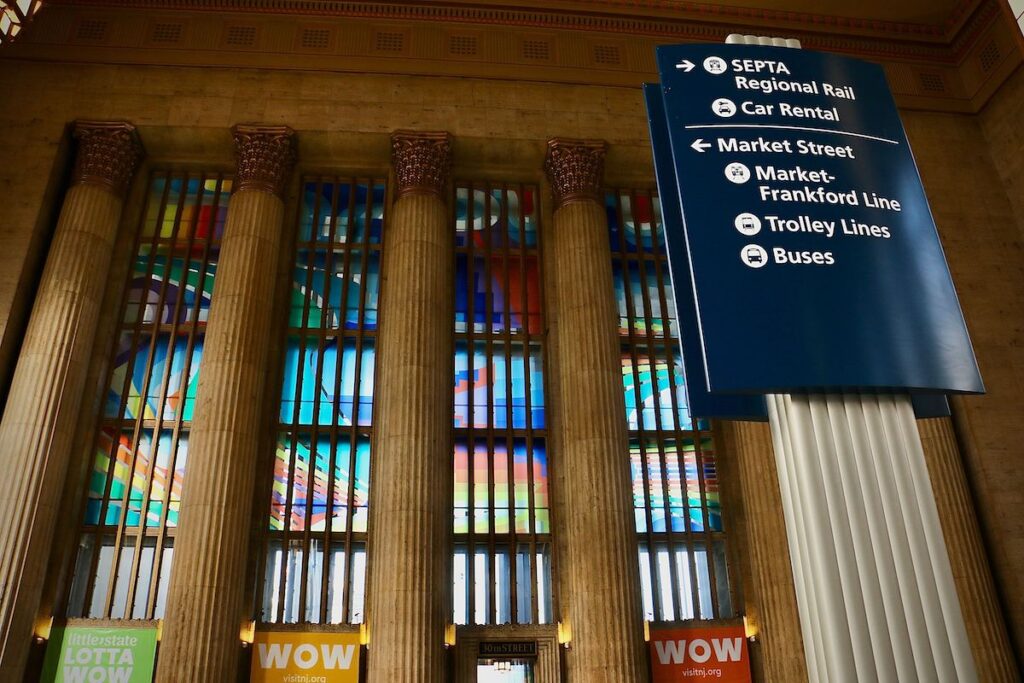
[683,123,900,145]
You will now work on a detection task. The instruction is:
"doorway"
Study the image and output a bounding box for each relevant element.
[476,658,535,682]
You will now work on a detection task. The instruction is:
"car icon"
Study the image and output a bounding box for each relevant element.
[716,102,733,114]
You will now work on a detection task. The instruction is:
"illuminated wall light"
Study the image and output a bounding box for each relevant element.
[444,623,457,649]
[359,622,370,647]
[33,616,53,643]
[643,619,651,643]
[240,620,256,647]
[557,620,571,648]
[743,614,759,643]
[156,619,163,642]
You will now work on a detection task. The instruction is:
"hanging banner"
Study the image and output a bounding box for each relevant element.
[647,44,983,397]
[250,631,361,683]
[41,625,157,683]
[649,624,751,683]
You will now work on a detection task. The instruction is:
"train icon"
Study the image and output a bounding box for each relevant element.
[724,163,751,184]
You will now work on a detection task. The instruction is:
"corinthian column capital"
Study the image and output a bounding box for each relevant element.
[391,130,452,198]
[544,138,607,209]
[232,124,297,197]
[72,121,144,197]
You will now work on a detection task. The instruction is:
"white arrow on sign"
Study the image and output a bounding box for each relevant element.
[691,138,711,153]
[675,59,695,72]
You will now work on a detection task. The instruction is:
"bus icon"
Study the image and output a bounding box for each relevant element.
[741,244,768,268]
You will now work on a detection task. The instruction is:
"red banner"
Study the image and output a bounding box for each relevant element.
[649,624,752,682]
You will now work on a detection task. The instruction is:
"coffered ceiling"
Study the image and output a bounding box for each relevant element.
[3,0,1021,113]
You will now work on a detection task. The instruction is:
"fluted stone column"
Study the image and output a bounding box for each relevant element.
[918,418,1018,682]
[0,122,142,680]
[544,139,647,683]
[155,125,295,682]
[365,131,453,683]
[721,421,808,682]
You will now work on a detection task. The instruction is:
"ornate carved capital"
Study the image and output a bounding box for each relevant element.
[72,121,144,197]
[544,138,607,209]
[391,130,452,198]
[232,124,296,197]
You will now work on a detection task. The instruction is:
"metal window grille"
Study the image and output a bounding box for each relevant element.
[255,177,386,625]
[65,171,231,620]
[605,188,736,622]
[452,182,554,626]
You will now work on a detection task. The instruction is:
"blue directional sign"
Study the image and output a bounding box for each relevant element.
[647,44,983,396]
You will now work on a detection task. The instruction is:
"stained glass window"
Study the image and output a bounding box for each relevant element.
[452,183,553,626]
[607,189,734,621]
[257,177,385,624]
[66,172,230,620]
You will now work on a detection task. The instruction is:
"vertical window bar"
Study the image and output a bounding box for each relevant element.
[499,186,518,624]
[464,185,477,624]
[520,182,540,624]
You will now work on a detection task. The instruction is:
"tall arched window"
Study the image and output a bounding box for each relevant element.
[606,189,735,621]
[256,176,385,624]
[67,171,230,619]
[452,182,553,626]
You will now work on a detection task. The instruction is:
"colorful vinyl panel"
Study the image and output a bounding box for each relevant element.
[271,434,370,533]
[612,259,677,338]
[260,178,384,625]
[453,341,544,430]
[621,350,694,432]
[291,181,384,329]
[72,172,230,621]
[629,438,721,534]
[454,186,541,335]
[606,189,665,254]
[453,439,550,536]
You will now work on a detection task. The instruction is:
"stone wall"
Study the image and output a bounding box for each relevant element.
[904,105,1024,658]
[980,65,1024,241]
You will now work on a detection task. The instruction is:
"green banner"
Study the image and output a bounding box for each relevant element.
[41,625,158,683]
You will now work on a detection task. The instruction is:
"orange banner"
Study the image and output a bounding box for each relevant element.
[649,624,751,682]
[251,632,360,683]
